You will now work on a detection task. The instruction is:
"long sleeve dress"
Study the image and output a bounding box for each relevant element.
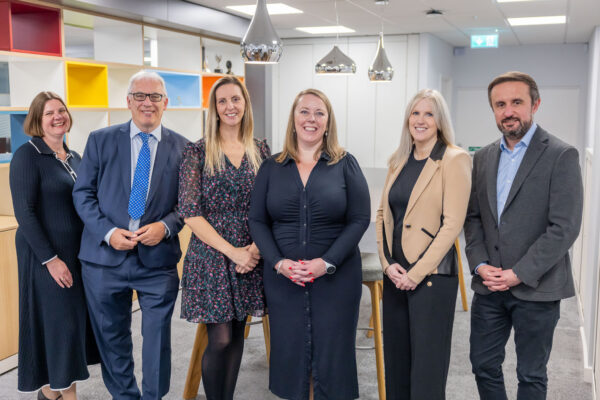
[178,138,270,323]
[9,136,99,392]
[249,151,370,400]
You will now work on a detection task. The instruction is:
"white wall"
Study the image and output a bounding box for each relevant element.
[418,33,454,102]
[452,44,589,152]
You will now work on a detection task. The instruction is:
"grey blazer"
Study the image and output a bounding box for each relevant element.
[464,126,583,302]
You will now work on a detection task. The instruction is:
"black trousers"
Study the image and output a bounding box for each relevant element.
[382,274,458,400]
[469,291,560,400]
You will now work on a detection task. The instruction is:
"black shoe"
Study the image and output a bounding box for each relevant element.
[37,389,62,400]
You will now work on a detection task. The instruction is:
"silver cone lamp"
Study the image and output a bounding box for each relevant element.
[241,0,283,64]
[315,45,356,75]
[368,32,393,81]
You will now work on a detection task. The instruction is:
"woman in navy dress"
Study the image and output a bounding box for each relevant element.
[249,88,370,400]
[9,92,99,400]
[178,76,270,400]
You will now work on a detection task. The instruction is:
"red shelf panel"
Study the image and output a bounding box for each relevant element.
[0,1,62,56]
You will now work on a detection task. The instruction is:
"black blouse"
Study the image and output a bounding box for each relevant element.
[387,151,427,269]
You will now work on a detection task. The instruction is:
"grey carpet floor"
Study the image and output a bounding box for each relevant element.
[0,233,593,400]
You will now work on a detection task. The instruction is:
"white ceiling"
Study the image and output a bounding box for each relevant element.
[188,0,600,46]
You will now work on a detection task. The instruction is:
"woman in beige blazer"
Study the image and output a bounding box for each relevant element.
[376,89,471,400]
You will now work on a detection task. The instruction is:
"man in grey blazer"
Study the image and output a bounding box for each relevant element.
[464,71,583,400]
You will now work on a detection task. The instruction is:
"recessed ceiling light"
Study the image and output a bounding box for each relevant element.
[507,15,566,26]
[296,26,355,34]
[227,3,303,16]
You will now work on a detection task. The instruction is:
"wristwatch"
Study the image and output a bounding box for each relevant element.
[324,261,336,274]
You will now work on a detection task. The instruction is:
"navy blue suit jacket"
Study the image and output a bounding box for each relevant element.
[73,121,189,268]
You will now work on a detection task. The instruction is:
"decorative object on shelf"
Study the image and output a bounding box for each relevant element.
[214,54,223,73]
[226,60,233,74]
[314,0,356,75]
[201,45,211,73]
[240,0,283,64]
[368,32,393,82]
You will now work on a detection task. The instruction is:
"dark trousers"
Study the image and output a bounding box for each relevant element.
[382,274,458,400]
[82,253,179,400]
[470,291,560,400]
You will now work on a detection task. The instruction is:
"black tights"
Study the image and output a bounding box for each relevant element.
[202,318,247,400]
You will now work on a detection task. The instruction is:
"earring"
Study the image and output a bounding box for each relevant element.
[324,131,328,137]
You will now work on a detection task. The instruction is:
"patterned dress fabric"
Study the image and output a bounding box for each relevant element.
[178,138,270,323]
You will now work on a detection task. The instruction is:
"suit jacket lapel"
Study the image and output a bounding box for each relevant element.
[486,142,501,224]
[502,127,548,214]
[118,124,132,196]
[405,159,439,217]
[147,126,171,206]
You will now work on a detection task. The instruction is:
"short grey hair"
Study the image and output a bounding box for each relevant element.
[127,70,167,96]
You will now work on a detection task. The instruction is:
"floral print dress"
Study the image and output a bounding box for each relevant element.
[178,138,270,323]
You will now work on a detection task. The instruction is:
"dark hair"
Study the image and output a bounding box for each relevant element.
[24,92,72,137]
[487,71,539,107]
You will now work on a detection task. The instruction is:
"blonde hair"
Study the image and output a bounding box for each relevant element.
[204,76,261,175]
[388,89,455,170]
[276,88,346,165]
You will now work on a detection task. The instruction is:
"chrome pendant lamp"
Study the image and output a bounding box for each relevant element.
[368,32,393,81]
[315,0,356,75]
[241,0,283,64]
[315,45,357,74]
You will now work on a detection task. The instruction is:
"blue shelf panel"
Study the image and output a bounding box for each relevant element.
[155,71,201,108]
[0,111,28,163]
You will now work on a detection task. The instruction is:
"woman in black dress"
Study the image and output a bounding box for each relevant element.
[9,92,99,400]
[249,88,370,400]
[178,76,270,400]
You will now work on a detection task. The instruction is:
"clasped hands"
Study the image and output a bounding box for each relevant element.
[386,263,417,291]
[277,258,327,287]
[109,222,167,250]
[478,264,521,291]
[228,243,261,274]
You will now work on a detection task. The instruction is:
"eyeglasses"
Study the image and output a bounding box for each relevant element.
[129,92,165,102]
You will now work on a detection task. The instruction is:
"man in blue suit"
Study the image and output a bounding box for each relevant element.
[73,71,189,399]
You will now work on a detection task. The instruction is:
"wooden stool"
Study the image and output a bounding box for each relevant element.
[455,238,469,311]
[182,315,271,400]
[359,252,386,400]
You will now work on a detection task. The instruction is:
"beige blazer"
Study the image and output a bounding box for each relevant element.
[376,142,472,285]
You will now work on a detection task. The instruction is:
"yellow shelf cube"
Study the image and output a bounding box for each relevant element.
[66,61,108,108]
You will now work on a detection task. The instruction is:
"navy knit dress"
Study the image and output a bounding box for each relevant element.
[9,137,99,392]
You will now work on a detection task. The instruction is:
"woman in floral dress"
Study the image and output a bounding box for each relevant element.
[178,76,270,400]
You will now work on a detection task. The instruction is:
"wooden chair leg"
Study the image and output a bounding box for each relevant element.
[262,315,271,362]
[244,315,252,338]
[366,281,386,400]
[366,313,375,338]
[183,323,209,400]
[455,238,469,311]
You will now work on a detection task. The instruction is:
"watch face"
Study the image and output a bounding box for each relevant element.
[326,264,336,274]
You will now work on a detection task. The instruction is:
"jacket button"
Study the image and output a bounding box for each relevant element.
[494,245,499,251]
[405,224,411,228]
[427,281,432,287]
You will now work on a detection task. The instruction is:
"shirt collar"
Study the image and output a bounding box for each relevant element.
[130,120,162,141]
[29,136,72,156]
[500,122,537,152]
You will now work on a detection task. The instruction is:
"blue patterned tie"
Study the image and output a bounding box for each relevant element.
[128,132,151,220]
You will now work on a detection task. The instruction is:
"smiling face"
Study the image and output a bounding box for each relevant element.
[408,98,438,148]
[215,83,245,129]
[490,80,540,142]
[41,99,71,140]
[294,94,328,148]
[127,77,168,132]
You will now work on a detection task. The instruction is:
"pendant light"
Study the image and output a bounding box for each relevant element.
[368,32,393,81]
[240,0,283,64]
[315,0,356,75]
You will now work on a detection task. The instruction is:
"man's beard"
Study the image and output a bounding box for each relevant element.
[497,117,532,141]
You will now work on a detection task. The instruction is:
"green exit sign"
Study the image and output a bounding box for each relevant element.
[471,35,498,48]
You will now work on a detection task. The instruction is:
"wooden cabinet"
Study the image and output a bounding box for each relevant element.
[0,216,18,362]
